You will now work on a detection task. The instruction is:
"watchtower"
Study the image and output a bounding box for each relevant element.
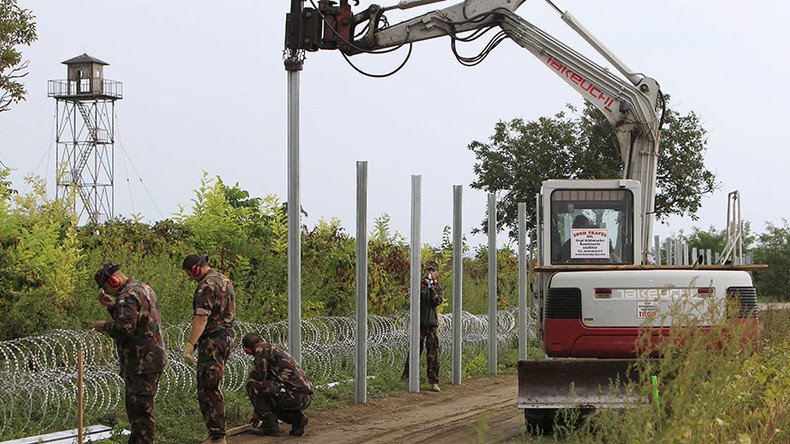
[48,53,123,225]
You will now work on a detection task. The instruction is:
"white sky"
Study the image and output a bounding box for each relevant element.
[1,0,788,248]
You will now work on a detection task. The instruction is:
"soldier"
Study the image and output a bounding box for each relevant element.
[181,254,236,444]
[242,333,313,437]
[401,260,444,392]
[92,262,167,444]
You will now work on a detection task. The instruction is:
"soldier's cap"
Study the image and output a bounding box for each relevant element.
[94,262,121,288]
[425,260,439,271]
[182,253,208,270]
[242,333,267,353]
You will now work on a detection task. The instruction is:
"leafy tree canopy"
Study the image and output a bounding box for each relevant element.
[0,0,37,112]
[678,223,756,256]
[469,96,717,237]
[753,220,790,301]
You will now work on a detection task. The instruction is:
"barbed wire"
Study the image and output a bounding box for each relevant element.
[0,310,529,437]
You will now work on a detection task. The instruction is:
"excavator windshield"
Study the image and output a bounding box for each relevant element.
[550,189,634,264]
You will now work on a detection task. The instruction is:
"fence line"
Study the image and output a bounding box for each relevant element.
[0,309,526,437]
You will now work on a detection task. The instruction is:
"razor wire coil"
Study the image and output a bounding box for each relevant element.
[0,309,530,437]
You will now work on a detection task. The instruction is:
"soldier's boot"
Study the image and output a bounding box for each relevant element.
[289,412,309,436]
[250,416,283,437]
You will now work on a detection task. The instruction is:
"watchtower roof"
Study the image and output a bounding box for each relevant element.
[61,53,109,65]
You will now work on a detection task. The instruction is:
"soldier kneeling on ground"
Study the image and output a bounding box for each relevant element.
[242,333,313,437]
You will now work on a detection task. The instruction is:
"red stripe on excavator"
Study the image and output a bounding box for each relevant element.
[543,318,760,358]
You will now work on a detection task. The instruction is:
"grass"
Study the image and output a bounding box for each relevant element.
[526,306,790,443]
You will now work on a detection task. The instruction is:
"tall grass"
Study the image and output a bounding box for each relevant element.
[557,306,790,443]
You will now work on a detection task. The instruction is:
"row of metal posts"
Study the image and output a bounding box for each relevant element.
[653,235,720,266]
[353,164,530,400]
[286,53,527,403]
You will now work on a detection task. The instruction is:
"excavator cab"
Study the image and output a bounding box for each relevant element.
[549,189,636,265]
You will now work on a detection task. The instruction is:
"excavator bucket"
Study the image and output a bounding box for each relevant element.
[518,358,639,410]
[518,359,640,432]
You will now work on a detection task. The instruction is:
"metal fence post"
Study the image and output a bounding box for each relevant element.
[518,202,527,361]
[487,193,497,375]
[355,161,368,403]
[451,185,463,385]
[409,175,421,392]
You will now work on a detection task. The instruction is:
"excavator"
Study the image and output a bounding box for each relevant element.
[285,0,762,429]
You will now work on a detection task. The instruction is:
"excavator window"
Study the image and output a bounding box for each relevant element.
[550,189,634,264]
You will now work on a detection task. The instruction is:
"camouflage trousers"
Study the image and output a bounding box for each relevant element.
[197,330,233,440]
[124,372,161,444]
[402,326,440,384]
[246,379,312,426]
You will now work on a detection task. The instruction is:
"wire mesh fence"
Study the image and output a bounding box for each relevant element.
[0,309,528,436]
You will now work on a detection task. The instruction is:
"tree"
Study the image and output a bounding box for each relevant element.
[682,223,755,255]
[752,221,790,301]
[469,96,717,237]
[0,0,37,112]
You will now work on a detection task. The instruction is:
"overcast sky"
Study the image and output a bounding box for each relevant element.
[1,0,788,249]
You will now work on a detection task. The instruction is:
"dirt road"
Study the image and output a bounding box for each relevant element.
[229,372,526,444]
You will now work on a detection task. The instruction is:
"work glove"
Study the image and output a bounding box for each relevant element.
[97,290,114,308]
[184,342,197,365]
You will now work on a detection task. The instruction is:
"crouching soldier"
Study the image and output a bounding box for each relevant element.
[242,333,313,437]
[92,262,168,444]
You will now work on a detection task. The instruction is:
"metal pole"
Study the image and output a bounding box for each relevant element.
[409,175,421,392]
[487,193,497,375]
[518,202,527,361]
[654,235,661,265]
[77,348,83,444]
[706,249,712,265]
[355,161,368,403]
[284,0,305,360]
[451,185,463,385]
[287,68,302,362]
[664,239,672,265]
[737,195,743,265]
[676,240,681,265]
[692,247,698,265]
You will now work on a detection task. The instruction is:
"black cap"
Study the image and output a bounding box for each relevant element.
[182,254,208,270]
[94,262,120,288]
[425,260,439,270]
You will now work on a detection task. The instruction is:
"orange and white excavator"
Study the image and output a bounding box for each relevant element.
[287,0,761,427]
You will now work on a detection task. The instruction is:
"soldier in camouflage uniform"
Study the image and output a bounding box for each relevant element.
[181,254,236,444]
[92,262,168,444]
[241,333,313,437]
[402,260,444,392]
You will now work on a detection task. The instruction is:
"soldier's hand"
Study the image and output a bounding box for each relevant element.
[183,341,197,365]
[92,321,108,332]
[97,290,114,308]
[249,413,262,428]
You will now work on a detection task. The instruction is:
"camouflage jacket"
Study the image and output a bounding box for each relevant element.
[249,342,313,394]
[419,279,444,328]
[192,269,236,341]
[103,279,168,377]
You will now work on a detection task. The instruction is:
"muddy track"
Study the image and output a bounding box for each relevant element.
[229,372,526,443]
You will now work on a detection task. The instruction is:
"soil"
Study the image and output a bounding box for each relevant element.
[228,371,526,444]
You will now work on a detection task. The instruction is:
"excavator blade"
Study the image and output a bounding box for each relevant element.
[518,359,639,410]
